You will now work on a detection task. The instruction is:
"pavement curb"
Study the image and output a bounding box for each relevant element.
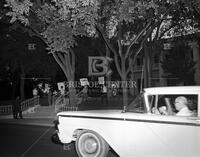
[0,118,55,127]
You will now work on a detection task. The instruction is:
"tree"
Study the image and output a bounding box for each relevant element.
[161,41,196,85]
[0,23,58,100]
[3,0,200,108]
[143,0,200,88]
[3,0,96,106]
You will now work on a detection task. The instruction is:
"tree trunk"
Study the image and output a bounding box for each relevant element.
[122,76,128,110]
[20,73,25,100]
[144,43,151,88]
[121,57,128,109]
[11,80,18,99]
[129,71,135,96]
[105,46,112,99]
[68,85,77,107]
[52,51,77,106]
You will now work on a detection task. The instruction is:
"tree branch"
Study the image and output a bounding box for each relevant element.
[125,3,177,60]
[158,23,177,40]
[57,52,66,68]
[153,20,163,41]
[126,45,143,76]
[125,22,152,58]
[114,54,122,78]
[23,25,46,42]
[126,27,153,75]
[125,21,152,59]
[96,24,122,77]
[117,22,122,57]
[128,26,153,59]
[69,49,75,76]
[64,52,72,78]
[52,52,69,79]
[96,25,117,56]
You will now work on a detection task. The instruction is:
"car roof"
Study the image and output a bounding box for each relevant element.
[144,86,200,95]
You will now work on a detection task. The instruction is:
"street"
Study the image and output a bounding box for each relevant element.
[0,123,118,157]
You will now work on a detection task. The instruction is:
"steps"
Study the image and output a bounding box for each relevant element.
[23,105,57,119]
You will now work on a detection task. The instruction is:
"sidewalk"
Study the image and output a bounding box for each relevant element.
[0,105,57,127]
[0,118,55,127]
[0,95,133,127]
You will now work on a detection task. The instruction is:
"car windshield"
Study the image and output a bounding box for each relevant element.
[126,93,146,113]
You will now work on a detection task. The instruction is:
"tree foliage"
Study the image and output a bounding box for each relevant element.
[2,0,163,52]
[4,0,200,73]
[0,22,58,99]
[161,41,196,85]
[3,0,200,51]
[3,0,200,106]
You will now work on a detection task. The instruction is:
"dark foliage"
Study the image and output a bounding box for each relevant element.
[161,41,196,85]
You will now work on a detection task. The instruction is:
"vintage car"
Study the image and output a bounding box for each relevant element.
[54,86,200,157]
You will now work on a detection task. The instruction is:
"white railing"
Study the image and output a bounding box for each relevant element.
[0,105,13,115]
[55,94,64,112]
[52,92,61,106]
[58,105,78,112]
[54,93,78,113]
[21,96,40,111]
[0,96,40,115]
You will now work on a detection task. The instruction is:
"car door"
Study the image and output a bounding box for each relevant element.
[146,94,200,157]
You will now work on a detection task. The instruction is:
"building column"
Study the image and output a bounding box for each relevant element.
[190,42,200,85]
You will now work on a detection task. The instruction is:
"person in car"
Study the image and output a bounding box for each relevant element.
[158,105,168,115]
[152,105,168,115]
[174,96,194,116]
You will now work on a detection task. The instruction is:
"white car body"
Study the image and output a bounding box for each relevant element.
[56,86,200,157]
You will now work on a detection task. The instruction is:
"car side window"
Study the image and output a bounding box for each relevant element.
[150,94,198,117]
[126,93,146,113]
[148,95,154,109]
[150,95,171,115]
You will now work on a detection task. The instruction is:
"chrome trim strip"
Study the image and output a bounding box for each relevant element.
[59,115,200,127]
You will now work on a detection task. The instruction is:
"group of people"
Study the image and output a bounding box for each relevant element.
[157,96,195,116]
[76,84,109,105]
[12,96,23,119]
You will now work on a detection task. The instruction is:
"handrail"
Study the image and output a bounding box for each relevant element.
[0,96,40,115]
[0,105,13,115]
[52,92,61,106]
[21,96,40,111]
[54,92,78,113]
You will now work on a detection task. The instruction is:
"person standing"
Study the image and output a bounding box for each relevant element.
[80,85,88,102]
[12,100,17,119]
[33,87,38,97]
[48,89,52,106]
[16,96,23,119]
[77,85,88,105]
[101,84,108,104]
[60,86,65,96]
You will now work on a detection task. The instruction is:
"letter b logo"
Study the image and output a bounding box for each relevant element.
[88,56,112,76]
